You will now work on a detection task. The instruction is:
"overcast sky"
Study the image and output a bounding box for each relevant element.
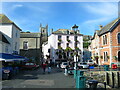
[2,2,118,35]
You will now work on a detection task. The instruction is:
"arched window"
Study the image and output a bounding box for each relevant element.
[118,33,120,43]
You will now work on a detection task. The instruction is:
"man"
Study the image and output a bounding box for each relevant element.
[42,62,47,74]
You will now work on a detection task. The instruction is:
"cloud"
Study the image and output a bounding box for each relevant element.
[83,2,118,17]
[12,4,23,10]
[80,2,118,33]
[84,18,109,24]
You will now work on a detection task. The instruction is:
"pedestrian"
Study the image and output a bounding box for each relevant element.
[47,62,51,74]
[42,62,47,74]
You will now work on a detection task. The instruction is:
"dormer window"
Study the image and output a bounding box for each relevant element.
[58,35,61,40]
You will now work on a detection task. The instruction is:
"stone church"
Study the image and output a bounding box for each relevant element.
[19,24,48,64]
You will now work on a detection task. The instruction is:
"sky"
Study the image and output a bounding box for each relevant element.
[1,2,119,35]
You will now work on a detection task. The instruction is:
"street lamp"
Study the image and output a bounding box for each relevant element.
[72,24,79,70]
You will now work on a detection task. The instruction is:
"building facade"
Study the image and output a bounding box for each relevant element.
[20,24,48,63]
[0,14,21,54]
[89,18,120,66]
[42,25,83,63]
[0,31,11,54]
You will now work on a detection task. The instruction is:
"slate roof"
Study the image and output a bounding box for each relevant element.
[0,31,10,44]
[98,18,120,36]
[0,14,13,24]
[91,18,120,40]
[20,32,41,38]
[52,29,83,35]
[0,14,22,31]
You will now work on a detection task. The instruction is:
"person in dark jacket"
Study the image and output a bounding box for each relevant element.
[42,62,47,74]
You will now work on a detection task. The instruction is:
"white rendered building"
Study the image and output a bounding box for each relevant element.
[0,14,21,54]
[42,25,83,63]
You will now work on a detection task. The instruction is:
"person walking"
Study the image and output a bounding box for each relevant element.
[47,62,51,74]
[42,62,47,74]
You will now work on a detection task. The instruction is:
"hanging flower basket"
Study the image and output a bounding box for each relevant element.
[113,56,118,60]
[67,39,71,42]
[107,56,110,59]
[100,56,103,59]
[94,56,99,59]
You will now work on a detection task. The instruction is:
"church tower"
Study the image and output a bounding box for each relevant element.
[40,24,48,41]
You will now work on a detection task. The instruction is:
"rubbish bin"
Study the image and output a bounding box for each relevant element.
[86,80,98,88]
[77,70,84,76]
[76,76,86,88]
[104,65,109,71]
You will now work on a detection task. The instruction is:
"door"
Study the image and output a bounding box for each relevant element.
[118,51,120,62]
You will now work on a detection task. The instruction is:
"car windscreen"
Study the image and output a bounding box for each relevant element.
[89,60,93,62]
[83,63,87,65]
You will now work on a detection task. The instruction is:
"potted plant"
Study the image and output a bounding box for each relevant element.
[65,47,72,52]
[67,39,71,42]
[75,47,79,51]
[100,56,103,59]
[107,56,110,59]
[113,56,118,60]
[58,39,62,42]
[94,56,99,59]
[58,46,62,49]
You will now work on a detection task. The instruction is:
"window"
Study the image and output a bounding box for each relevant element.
[103,36,105,45]
[58,35,61,40]
[67,30,69,34]
[67,43,69,47]
[67,36,69,40]
[58,42,61,47]
[103,35,107,45]
[74,36,77,41]
[74,42,77,48]
[104,52,108,62]
[15,42,17,50]
[23,41,28,50]
[5,46,8,53]
[16,33,17,37]
[105,35,107,44]
[118,33,120,43]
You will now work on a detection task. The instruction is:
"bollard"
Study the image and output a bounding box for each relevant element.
[76,76,86,88]
[112,72,114,88]
[64,68,68,76]
[74,70,77,79]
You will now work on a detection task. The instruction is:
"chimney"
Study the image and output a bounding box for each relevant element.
[99,25,103,30]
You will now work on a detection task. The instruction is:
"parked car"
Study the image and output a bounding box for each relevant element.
[87,60,95,66]
[21,62,39,70]
[78,62,89,69]
[60,62,68,69]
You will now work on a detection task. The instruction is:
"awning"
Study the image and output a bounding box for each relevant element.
[0,53,28,62]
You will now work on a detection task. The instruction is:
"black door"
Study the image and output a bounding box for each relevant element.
[118,51,120,62]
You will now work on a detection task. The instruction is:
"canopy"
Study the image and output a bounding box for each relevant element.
[0,53,28,62]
